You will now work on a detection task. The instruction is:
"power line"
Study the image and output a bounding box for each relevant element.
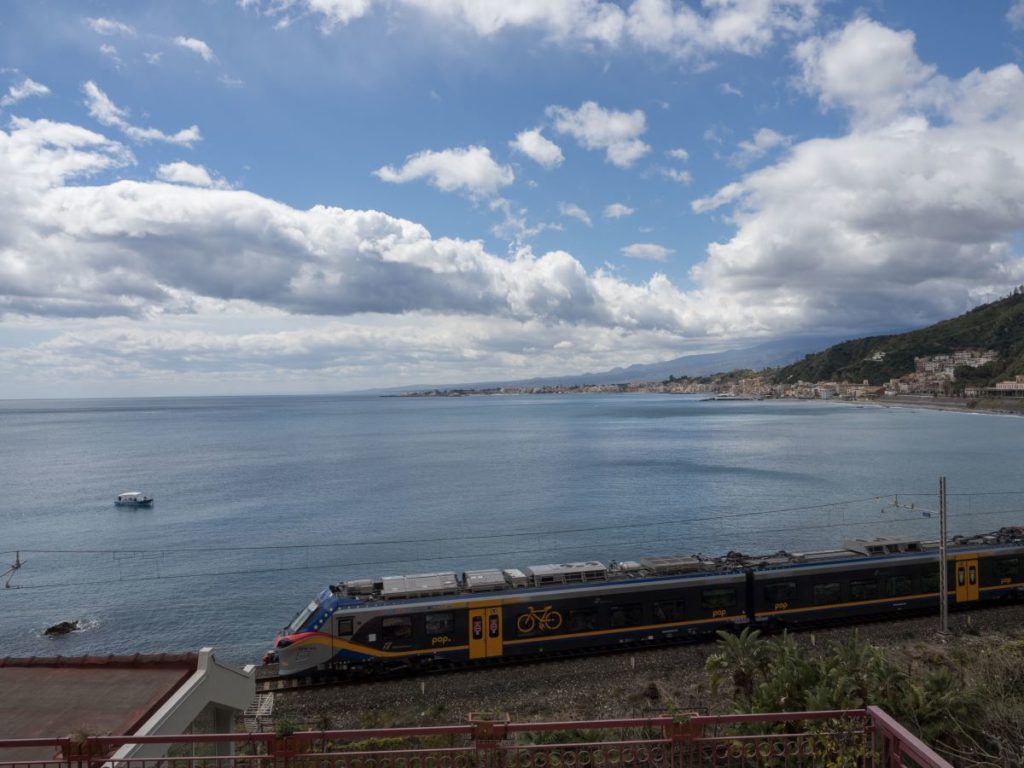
[15,490,1024,558]
[9,493,902,555]
[5,509,1005,592]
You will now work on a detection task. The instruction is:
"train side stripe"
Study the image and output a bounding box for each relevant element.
[502,613,747,645]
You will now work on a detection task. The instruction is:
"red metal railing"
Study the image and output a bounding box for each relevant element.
[0,708,952,768]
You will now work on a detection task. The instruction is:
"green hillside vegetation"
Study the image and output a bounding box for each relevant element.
[772,289,1024,387]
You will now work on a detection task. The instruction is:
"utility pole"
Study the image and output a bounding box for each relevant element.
[2,551,23,589]
[938,476,949,635]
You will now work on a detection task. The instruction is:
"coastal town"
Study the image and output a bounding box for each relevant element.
[402,347,1024,403]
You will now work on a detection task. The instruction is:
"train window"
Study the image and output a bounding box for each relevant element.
[425,612,454,635]
[920,572,940,593]
[653,600,685,623]
[381,616,413,646]
[887,576,913,596]
[849,580,878,601]
[813,583,841,605]
[997,558,1021,579]
[567,609,598,633]
[764,582,796,604]
[337,617,354,637]
[701,588,737,611]
[609,604,643,628]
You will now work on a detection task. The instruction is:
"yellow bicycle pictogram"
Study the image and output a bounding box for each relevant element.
[516,605,563,634]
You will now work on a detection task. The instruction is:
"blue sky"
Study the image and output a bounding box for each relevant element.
[2,1,1024,396]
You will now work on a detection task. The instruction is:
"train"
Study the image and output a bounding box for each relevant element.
[269,526,1024,675]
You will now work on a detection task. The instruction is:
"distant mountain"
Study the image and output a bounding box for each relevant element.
[373,335,847,393]
[773,290,1024,386]
[506,335,848,387]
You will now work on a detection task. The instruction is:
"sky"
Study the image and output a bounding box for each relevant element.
[2,1,1024,397]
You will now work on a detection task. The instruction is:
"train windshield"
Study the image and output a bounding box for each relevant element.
[287,600,320,633]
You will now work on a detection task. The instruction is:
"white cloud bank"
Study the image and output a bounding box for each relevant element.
[692,17,1024,329]
[247,0,820,60]
[0,117,716,333]
[375,145,514,197]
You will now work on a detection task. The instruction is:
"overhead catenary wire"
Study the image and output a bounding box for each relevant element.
[5,492,933,555]
[8,503,1024,592]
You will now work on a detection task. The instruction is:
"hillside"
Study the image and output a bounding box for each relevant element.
[773,289,1024,386]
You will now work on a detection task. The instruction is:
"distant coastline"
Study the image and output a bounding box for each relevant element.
[388,386,1024,416]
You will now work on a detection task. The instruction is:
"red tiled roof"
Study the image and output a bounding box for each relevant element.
[0,654,199,761]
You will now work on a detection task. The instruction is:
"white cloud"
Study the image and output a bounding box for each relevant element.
[145,52,163,65]
[509,128,564,169]
[303,0,376,30]
[559,202,592,226]
[720,82,743,97]
[82,81,201,147]
[174,36,215,62]
[0,115,731,347]
[1,77,50,108]
[794,18,936,130]
[603,203,634,219]
[258,0,819,60]
[730,127,791,166]
[374,145,514,197]
[157,161,229,188]
[692,17,1024,332]
[661,168,692,184]
[1009,1,1024,30]
[87,17,136,36]
[547,101,650,168]
[490,198,558,245]
[99,43,123,68]
[622,243,673,261]
[660,146,692,183]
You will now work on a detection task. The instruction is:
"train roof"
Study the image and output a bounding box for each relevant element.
[327,526,1024,604]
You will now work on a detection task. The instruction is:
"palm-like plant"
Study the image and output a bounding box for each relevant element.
[705,627,766,704]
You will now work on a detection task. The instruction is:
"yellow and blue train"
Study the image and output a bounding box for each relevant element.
[270,527,1024,675]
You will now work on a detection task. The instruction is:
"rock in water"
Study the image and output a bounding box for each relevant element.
[44,620,79,636]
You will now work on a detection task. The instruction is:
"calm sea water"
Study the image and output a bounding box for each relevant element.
[0,394,1021,664]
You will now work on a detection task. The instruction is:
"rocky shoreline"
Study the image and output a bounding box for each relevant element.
[269,603,1024,729]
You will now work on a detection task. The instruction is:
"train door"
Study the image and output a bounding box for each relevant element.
[468,605,503,659]
[955,557,979,603]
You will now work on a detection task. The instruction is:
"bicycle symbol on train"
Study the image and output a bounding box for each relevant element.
[516,605,563,633]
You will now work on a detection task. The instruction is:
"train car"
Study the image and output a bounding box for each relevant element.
[272,559,749,674]
[270,527,1024,675]
[750,534,1024,628]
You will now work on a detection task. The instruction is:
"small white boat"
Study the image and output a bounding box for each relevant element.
[115,491,154,507]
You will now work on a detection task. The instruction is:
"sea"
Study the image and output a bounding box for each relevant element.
[1,393,1021,665]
